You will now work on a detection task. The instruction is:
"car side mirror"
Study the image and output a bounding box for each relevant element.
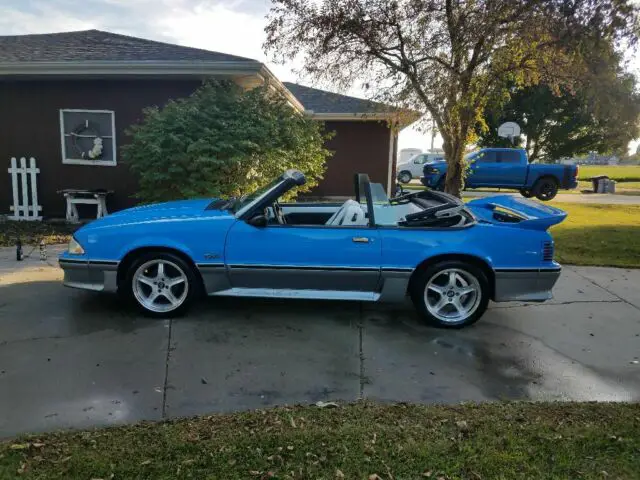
[247,213,268,227]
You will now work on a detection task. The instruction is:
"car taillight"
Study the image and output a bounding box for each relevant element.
[574,165,579,178]
[542,241,554,261]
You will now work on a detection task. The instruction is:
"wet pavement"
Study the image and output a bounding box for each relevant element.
[1,246,639,438]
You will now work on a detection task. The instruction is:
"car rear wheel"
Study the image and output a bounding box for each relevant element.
[410,260,490,328]
[520,189,534,198]
[533,178,559,201]
[398,171,412,183]
[126,252,198,318]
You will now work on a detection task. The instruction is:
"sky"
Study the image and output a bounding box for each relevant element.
[2,0,638,156]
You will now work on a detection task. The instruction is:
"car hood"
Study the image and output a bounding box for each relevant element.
[108,198,215,218]
[82,198,232,229]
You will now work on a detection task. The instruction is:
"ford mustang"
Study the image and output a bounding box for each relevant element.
[59,170,567,328]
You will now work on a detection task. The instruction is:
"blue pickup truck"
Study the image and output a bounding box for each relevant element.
[420,148,578,201]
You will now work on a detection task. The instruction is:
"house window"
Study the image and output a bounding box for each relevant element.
[60,110,116,166]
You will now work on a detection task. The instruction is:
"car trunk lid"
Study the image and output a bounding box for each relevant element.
[467,195,567,231]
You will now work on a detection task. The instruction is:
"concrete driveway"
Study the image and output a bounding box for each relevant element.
[1,245,639,438]
[404,182,640,204]
[463,190,640,205]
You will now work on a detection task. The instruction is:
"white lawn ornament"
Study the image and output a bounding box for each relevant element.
[88,137,104,159]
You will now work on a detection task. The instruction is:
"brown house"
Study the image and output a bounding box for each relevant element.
[0,30,413,218]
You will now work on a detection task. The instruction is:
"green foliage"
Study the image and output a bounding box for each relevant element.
[122,81,332,203]
[478,45,640,163]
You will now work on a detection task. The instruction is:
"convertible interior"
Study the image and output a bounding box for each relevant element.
[265,174,474,228]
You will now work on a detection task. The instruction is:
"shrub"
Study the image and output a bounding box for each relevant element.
[122,81,332,202]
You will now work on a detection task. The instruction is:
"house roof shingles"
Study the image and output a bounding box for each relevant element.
[283,82,391,115]
[0,30,409,119]
[0,29,256,63]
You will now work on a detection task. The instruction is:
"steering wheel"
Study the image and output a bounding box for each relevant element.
[273,200,287,225]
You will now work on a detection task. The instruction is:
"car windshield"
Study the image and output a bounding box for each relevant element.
[232,176,283,214]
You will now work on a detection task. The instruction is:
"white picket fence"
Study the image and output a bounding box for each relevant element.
[8,157,42,221]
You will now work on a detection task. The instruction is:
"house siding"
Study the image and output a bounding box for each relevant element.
[1,80,394,218]
[0,79,202,217]
[312,121,392,197]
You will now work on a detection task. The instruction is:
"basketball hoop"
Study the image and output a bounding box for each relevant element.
[497,122,521,145]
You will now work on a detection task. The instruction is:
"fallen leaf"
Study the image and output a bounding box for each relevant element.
[289,416,297,428]
[140,460,152,466]
[369,474,381,480]
[32,443,45,448]
[422,471,433,477]
[336,469,345,478]
[287,445,294,451]
[316,401,339,408]
[10,444,29,450]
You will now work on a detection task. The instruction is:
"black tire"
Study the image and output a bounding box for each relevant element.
[409,260,490,328]
[398,171,412,184]
[520,189,534,198]
[124,251,199,318]
[434,177,446,191]
[533,177,558,201]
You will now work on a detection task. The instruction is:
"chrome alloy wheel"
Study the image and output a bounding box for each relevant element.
[132,259,189,313]
[424,268,481,324]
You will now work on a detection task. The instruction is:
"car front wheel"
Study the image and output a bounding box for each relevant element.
[410,260,490,328]
[398,171,412,183]
[126,252,198,318]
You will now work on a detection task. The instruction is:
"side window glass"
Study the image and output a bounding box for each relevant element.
[499,151,520,163]
[476,151,496,163]
[413,155,425,164]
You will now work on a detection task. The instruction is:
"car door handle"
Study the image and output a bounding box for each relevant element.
[352,237,369,243]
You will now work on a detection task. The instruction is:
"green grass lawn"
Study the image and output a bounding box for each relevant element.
[1,402,638,480]
[550,202,640,267]
[577,165,640,182]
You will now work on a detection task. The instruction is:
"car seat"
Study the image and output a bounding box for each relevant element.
[325,199,367,226]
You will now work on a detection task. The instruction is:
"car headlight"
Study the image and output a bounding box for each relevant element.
[68,237,85,255]
[424,166,439,174]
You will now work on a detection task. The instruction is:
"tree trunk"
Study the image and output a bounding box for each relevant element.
[442,134,465,198]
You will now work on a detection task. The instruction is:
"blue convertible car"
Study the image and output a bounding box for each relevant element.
[59,170,566,328]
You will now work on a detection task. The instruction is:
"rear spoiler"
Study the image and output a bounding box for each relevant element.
[466,195,567,231]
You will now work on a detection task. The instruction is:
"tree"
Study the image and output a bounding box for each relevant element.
[264,0,639,196]
[478,44,640,163]
[122,81,332,203]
